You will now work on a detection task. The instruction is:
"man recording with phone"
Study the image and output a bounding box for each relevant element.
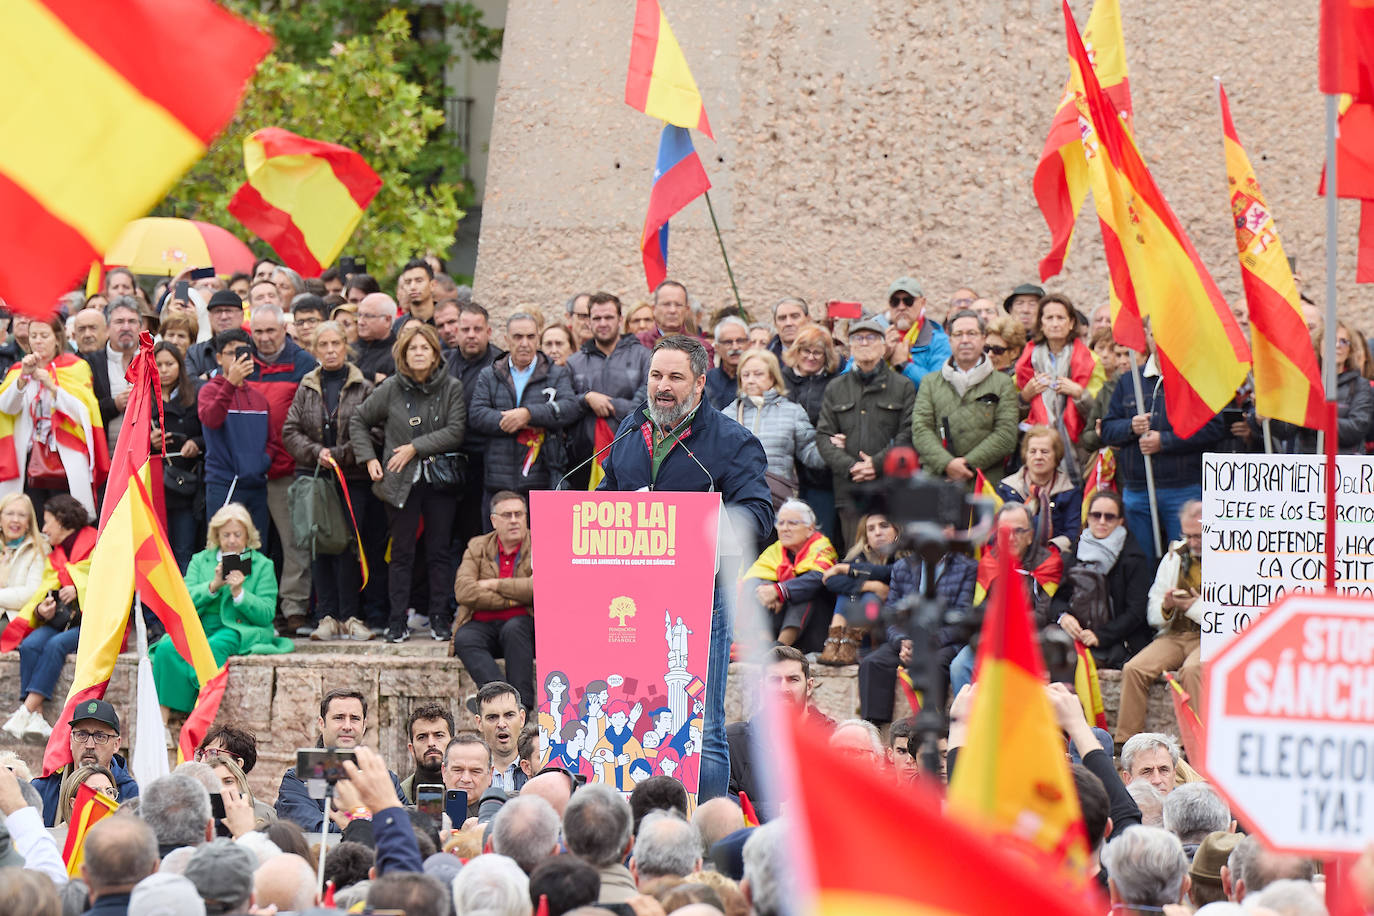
[198,328,272,540]
[597,335,772,802]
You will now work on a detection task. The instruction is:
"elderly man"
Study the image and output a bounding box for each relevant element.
[815,318,916,546]
[767,297,812,360]
[1162,782,1231,856]
[444,733,494,813]
[451,855,531,916]
[80,816,160,916]
[491,795,562,875]
[827,719,884,764]
[184,838,258,916]
[1115,501,1206,744]
[1119,733,1182,797]
[564,291,592,347]
[706,316,749,410]
[876,277,950,393]
[1099,825,1191,915]
[253,854,318,914]
[1002,283,1045,333]
[32,700,138,826]
[354,292,398,383]
[140,772,213,856]
[1222,834,1317,902]
[630,811,703,887]
[96,297,142,445]
[564,784,637,904]
[741,821,788,916]
[911,309,1019,488]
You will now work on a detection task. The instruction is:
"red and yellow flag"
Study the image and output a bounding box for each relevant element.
[781,704,1101,916]
[1164,671,1207,775]
[588,418,616,490]
[43,333,224,775]
[0,0,269,317]
[625,0,713,139]
[1073,641,1107,729]
[1321,0,1374,101]
[1079,449,1116,526]
[61,782,119,877]
[1219,84,1325,428]
[1034,0,1131,281]
[228,128,382,277]
[948,526,1091,882]
[1064,1,1251,436]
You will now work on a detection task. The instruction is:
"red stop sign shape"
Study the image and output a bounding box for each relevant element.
[1204,593,1374,857]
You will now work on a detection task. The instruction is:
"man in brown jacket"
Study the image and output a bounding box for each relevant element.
[452,490,536,709]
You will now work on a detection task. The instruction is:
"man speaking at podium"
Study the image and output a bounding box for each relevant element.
[596,333,772,801]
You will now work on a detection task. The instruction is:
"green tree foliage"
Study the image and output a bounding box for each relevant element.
[156,5,499,276]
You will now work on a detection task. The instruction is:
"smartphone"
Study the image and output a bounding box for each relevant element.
[209,791,231,836]
[339,256,357,275]
[1222,407,1244,426]
[234,344,252,362]
[444,789,468,827]
[190,266,216,281]
[825,300,863,320]
[47,589,59,604]
[416,783,444,823]
[296,747,357,783]
[221,553,252,577]
[1173,589,1193,599]
[175,280,190,302]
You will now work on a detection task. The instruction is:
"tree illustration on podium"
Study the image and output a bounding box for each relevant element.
[609,596,637,628]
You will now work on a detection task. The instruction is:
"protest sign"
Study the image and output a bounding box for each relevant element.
[1204,592,1374,856]
[1200,453,1374,658]
[530,490,720,801]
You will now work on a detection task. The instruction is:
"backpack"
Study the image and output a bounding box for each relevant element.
[287,471,350,556]
[1065,563,1113,632]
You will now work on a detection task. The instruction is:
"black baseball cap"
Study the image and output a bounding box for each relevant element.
[68,699,120,733]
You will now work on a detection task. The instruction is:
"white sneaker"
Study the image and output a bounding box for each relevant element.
[407,610,430,631]
[23,710,51,742]
[2,707,29,740]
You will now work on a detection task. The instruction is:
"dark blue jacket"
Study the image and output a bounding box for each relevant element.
[469,352,578,490]
[372,805,425,875]
[1101,367,1225,491]
[197,375,272,487]
[884,553,977,659]
[34,754,140,827]
[275,766,406,834]
[598,398,773,549]
[705,367,737,411]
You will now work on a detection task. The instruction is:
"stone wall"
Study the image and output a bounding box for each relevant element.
[474,0,1374,328]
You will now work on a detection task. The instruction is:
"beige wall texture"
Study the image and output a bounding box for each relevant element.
[473,0,1374,332]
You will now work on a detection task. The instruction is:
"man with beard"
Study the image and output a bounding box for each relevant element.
[473,682,528,794]
[597,335,771,802]
[32,700,139,825]
[100,297,143,446]
[400,705,454,804]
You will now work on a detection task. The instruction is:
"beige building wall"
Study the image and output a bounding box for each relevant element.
[475,0,1374,332]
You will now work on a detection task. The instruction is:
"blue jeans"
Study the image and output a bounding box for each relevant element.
[205,480,269,544]
[165,501,200,574]
[698,583,731,801]
[19,625,81,701]
[950,644,975,698]
[1123,484,1201,565]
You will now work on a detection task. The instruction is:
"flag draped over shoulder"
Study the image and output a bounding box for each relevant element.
[949,526,1092,882]
[0,0,269,316]
[228,127,382,277]
[1064,0,1251,436]
[1219,84,1325,428]
[62,782,118,876]
[640,125,711,291]
[625,0,713,139]
[780,702,1101,916]
[1034,0,1131,281]
[0,356,111,486]
[743,532,836,582]
[0,527,96,652]
[43,333,224,775]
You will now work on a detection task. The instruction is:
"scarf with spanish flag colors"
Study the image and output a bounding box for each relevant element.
[972,541,1062,606]
[743,531,836,582]
[0,526,97,652]
[0,354,110,485]
[1013,339,1104,443]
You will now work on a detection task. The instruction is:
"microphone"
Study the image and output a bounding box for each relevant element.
[657,416,715,493]
[554,416,641,490]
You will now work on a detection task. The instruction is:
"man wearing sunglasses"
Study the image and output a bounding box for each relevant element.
[875,277,950,394]
[31,699,139,826]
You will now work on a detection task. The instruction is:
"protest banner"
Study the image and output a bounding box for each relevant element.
[1204,592,1374,856]
[530,490,720,801]
[1200,453,1374,658]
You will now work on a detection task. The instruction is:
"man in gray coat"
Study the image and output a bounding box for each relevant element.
[564,292,650,488]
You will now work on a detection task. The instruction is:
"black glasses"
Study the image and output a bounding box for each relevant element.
[889,295,916,307]
[983,344,1009,356]
[72,730,117,745]
[1088,511,1120,521]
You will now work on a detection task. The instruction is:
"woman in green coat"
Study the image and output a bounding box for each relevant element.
[152,503,291,719]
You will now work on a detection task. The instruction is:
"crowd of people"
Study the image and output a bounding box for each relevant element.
[0,259,1350,914]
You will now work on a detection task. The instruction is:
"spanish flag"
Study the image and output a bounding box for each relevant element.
[949,526,1091,883]
[61,782,119,877]
[625,0,713,139]
[1219,85,1324,429]
[1321,0,1374,101]
[641,124,711,291]
[0,0,269,316]
[588,418,616,490]
[780,699,1101,916]
[228,128,383,277]
[1064,1,1251,437]
[1034,0,1131,282]
[0,355,111,487]
[1319,97,1374,283]
[43,333,224,775]
[743,531,836,582]
[1079,449,1116,527]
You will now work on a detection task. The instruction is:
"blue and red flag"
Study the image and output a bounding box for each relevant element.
[640,124,710,291]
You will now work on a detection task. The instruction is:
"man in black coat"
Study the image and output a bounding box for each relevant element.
[598,334,772,803]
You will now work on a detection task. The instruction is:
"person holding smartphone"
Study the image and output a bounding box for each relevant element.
[197,329,272,540]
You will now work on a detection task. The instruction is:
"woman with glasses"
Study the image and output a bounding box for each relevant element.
[1270,319,1374,454]
[50,763,118,846]
[1056,491,1152,668]
[1015,294,1105,463]
[741,499,837,652]
[994,425,1082,553]
[781,326,842,538]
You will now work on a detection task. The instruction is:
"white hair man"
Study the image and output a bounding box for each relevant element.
[1099,825,1191,914]
[630,811,702,887]
[563,783,635,904]
[491,795,562,875]
[1126,780,1165,827]
[741,820,789,916]
[828,719,883,763]
[452,853,532,916]
[1119,732,1181,796]
[253,853,318,913]
[1221,834,1317,902]
[1243,878,1326,916]
[1161,783,1231,852]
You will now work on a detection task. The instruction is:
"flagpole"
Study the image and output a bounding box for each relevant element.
[1323,92,1339,593]
[1129,352,1163,559]
[702,190,748,323]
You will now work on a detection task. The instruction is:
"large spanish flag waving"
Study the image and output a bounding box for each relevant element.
[1034,0,1131,282]
[948,526,1091,884]
[1219,84,1324,429]
[1064,1,1251,436]
[228,128,383,277]
[0,0,269,317]
[43,333,225,775]
[1321,0,1374,102]
[625,0,713,139]
[779,702,1101,916]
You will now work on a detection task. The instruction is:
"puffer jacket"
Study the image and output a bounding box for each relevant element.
[995,467,1083,551]
[723,390,825,485]
[566,335,650,452]
[784,366,837,491]
[282,363,375,480]
[911,360,1019,485]
[1101,359,1225,490]
[468,352,578,491]
[348,369,466,508]
[815,365,916,509]
[884,552,978,664]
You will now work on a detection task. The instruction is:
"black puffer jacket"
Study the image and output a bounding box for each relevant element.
[468,352,578,490]
[783,366,836,489]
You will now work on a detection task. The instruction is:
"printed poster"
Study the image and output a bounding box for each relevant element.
[531,491,720,800]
